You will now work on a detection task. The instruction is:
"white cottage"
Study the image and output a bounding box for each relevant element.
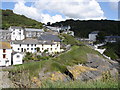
[11,34,61,54]
[9,26,25,40]
[12,52,23,65]
[89,31,99,41]
[0,41,12,66]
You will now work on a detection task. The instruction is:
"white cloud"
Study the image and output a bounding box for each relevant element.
[13,1,42,22]
[13,0,106,24]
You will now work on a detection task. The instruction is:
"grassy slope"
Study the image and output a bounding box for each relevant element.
[8,34,104,77]
[99,42,120,60]
[7,35,118,88]
[9,45,101,77]
[41,79,118,88]
[1,9,43,29]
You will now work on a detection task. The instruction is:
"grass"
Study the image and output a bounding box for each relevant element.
[55,45,102,66]
[8,60,46,77]
[98,42,120,60]
[8,45,101,78]
[41,79,118,88]
[62,34,83,45]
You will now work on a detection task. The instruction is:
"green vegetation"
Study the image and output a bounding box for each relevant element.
[62,34,81,45]
[9,61,46,77]
[9,45,100,77]
[52,19,119,38]
[99,42,120,59]
[41,79,118,88]
[23,52,51,62]
[1,9,43,29]
[6,35,119,88]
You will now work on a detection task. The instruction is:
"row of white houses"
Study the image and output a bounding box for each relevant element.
[0,26,61,66]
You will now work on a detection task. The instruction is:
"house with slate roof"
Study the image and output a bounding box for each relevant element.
[0,26,61,66]
[0,41,12,66]
[105,36,120,43]
[89,31,99,41]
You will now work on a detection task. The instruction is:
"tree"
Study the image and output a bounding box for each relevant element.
[96,31,106,43]
[47,22,51,26]
[36,47,40,52]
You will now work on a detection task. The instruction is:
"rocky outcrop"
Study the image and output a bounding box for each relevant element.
[0,71,14,88]
[3,54,119,88]
[67,65,97,80]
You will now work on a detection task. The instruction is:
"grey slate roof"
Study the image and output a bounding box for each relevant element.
[105,36,120,39]
[25,28,44,32]
[12,38,55,45]
[0,30,11,33]
[12,38,39,44]
[38,34,61,42]
[90,31,99,34]
[10,26,23,29]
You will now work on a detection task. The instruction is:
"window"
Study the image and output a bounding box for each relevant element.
[19,32,21,35]
[31,44,33,46]
[42,48,44,50]
[51,48,52,50]
[13,32,15,35]
[3,49,6,53]
[16,55,20,58]
[51,44,52,47]
[27,48,29,50]
[3,54,6,58]
[42,44,44,46]
[35,48,36,50]
[57,44,59,47]
[35,44,36,46]
[20,44,21,47]
[31,48,33,50]
[18,48,19,50]
[27,44,29,47]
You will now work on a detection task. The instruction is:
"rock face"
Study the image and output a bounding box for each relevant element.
[67,65,97,80]
[2,54,119,88]
[83,54,118,81]
[0,71,14,88]
[65,54,119,81]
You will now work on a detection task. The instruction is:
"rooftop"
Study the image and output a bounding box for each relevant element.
[25,28,44,32]
[38,34,61,42]
[12,38,55,45]
[90,31,99,34]
[10,26,23,29]
[12,38,39,44]
[105,36,120,38]
[0,30,11,33]
[0,41,11,49]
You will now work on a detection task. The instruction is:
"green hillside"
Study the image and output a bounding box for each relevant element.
[51,19,119,38]
[1,9,43,29]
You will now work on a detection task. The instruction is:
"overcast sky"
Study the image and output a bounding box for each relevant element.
[1,0,119,24]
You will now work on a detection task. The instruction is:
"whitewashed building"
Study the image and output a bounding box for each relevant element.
[9,26,25,40]
[0,41,12,66]
[0,26,61,66]
[12,52,23,65]
[11,34,61,54]
[89,31,99,41]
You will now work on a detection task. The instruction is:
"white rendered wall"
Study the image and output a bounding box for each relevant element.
[10,28,25,40]
[0,49,12,66]
[13,53,23,65]
[89,34,98,41]
[11,42,60,54]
